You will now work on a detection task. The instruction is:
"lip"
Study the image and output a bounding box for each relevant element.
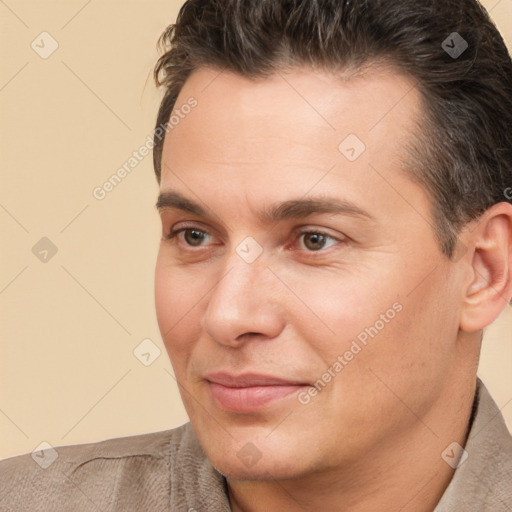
[205,372,307,387]
[205,372,309,412]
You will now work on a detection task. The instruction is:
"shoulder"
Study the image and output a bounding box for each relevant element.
[435,379,512,511]
[473,382,512,506]
[0,424,186,471]
[0,424,195,511]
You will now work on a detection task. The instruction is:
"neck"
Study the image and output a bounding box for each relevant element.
[227,379,477,512]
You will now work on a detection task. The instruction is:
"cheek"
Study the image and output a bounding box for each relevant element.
[285,260,453,397]
[342,273,460,413]
[154,255,204,352]
[154,258,176,334]
[283,265,398,354]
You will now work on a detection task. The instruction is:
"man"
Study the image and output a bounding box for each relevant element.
[1,0,511,510]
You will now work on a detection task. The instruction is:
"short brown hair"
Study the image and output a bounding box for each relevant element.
[153,0,512,257]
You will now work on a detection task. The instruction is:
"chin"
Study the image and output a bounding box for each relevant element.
[190,413,318,480]
[214,462,277,481]
[206,447,310,482]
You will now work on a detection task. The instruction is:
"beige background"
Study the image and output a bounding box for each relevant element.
[0,0,511,460]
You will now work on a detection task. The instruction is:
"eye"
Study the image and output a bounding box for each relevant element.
[165,227,212,247]
[296,230,339,251]
[162,225,344,253]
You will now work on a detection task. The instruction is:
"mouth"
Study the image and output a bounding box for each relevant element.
[205,372,309,412]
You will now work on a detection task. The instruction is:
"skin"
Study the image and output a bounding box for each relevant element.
[154,65,512,511]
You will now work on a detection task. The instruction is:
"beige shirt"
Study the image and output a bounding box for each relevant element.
[1,379,511,511]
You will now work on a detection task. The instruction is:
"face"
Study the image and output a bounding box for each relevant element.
[155,66,466,480]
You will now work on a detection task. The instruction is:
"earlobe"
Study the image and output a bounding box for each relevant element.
[459,203,512,333]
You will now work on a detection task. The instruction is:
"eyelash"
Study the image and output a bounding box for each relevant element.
[163,226,342,253]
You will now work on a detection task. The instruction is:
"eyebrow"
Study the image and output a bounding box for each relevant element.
[155,190,375,223]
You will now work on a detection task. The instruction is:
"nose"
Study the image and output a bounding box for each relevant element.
[202,253,286,347]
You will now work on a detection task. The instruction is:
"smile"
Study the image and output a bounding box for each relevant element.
[207,382,306,412]
[205,373,309,412]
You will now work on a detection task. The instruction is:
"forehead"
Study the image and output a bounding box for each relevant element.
[162,64,421,166]
[159,65,428,226]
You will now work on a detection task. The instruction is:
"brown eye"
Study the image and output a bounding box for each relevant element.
[183,229,208,246]
[295,230,340,252]
[302,233,328,251]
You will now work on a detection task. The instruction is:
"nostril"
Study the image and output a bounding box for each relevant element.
[236,332,263,343]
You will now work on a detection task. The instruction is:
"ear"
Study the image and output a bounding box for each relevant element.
[459,202,512,333]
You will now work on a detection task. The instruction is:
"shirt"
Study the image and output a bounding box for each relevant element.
[0,379,510,511]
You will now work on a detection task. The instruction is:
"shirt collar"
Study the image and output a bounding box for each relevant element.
[434,378,512,510]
